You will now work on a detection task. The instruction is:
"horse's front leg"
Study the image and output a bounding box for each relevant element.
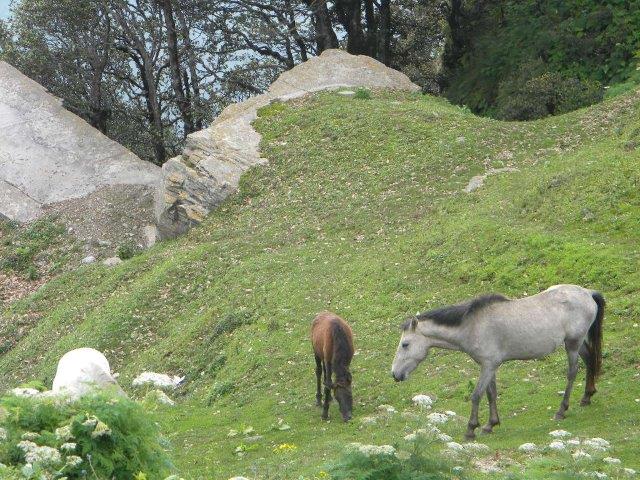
[556,341,580,420]
[482,374,500,433]
[466,365,496,440]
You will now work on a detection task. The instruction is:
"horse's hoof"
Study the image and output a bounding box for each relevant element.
[481,426,493,434]
[580,399,591,406]
[464,432,476,441]
[554,412,565,421]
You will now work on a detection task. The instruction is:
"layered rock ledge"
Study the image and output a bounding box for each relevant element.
[157,49,420,238]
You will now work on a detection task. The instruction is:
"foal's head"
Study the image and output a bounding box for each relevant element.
[332,373,353,421]
[391,317,429,382]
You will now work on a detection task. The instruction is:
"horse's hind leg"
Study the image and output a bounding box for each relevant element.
[555,340,580,420]
[482,374,500,433]
[322,361,333,420]
[579,341,597,406]
[315,355,323,406]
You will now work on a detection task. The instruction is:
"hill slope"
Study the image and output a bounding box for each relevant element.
[1,90,640,479]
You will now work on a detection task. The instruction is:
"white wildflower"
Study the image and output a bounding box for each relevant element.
[348,442,396,457]
[82,416,98,429]
[360,416,377,426]
[377,404,396,414]
[55,425,74,441]
[548,440,566,451]
[437,433,453,442]
[427,412,449,424]
[17,440,37,453]
[446,441,465,452]
[583,438,610,451]
[65,455,83,468]
[21,432,39,441]
[25,445,62,465]
[60,442,77,453]
[404,433,417,442]
[518,443,537,453]
[549,429,572,438]
[603,457,621,465]
[567,439,581,446]
[0,428,6,442]
[412,394,433,408]
[452,466,464,474]
[464,442,490,452]
[624,468,636,476]
[445,411,457,417]
[592,473,608,480]
[573,450,591,460]
[228,477,250,480]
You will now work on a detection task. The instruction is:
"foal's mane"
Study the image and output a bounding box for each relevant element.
[402,294,509,330]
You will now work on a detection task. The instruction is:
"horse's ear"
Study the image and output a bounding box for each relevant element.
[410,317,418,331]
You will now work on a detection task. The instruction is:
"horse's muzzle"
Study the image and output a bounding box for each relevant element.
[392,372,406,382]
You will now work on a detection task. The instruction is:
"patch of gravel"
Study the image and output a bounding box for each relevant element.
[43,184,157,260]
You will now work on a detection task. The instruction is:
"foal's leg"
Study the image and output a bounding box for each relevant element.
[555,340,580,420]
[578,341,597,406]
[482,374,500,433]
[466,365,497,440]
[315,355,323,406]
[322,361,333,420]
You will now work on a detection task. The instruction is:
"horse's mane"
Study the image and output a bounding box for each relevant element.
[402,294,509,329]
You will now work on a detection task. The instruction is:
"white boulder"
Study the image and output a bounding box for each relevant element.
[52,348,122,399]
[132,371,184,390]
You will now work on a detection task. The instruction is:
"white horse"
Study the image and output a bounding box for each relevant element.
[391,284,604,439]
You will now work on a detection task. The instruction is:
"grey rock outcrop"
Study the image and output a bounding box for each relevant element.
[0,62,161,236]
[157,49,420,238]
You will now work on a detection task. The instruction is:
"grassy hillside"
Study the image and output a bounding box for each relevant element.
[1,89,640,479]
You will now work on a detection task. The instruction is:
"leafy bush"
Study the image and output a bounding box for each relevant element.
[0,392,173,479]
[496,62,604,120]
[328,441,456,480]
[354,88,372,100]
[116,242,141,260]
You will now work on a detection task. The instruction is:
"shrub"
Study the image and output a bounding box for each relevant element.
[496,65,604,121]
[116,242,140,260]
[354,88,372,100]
[0,392,173,479]
[328,440,456,480]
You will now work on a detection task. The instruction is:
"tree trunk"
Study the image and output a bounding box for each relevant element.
[306,0,338,53]
[174,3,203,130]
[344,0,366,55]
[364,0,377,58]
[378,0,391,65]
[160,0,194,137]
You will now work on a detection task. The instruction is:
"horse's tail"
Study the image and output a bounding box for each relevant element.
[586,291,605,382]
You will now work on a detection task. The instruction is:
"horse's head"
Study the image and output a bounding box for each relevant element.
[391,316,429,382]
[332,374,353,422]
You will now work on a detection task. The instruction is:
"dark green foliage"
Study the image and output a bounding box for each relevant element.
[0,392,172,479]
[354,88,373,100]
[209,310,255,340]
[496,61,604,120]
[116,242,140,260]
[328,441,455,480]
[445,1,640,118]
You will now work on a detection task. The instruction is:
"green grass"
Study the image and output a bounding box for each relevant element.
[1,89,640,479]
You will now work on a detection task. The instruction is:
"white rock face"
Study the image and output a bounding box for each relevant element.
[412,394,433,408]
[52,348,122,399]
[518,443,537,453]
[132,371,184,390]
[0,61,160,224]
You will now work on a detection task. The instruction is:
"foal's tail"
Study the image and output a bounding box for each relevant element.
[586,291,605,382]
